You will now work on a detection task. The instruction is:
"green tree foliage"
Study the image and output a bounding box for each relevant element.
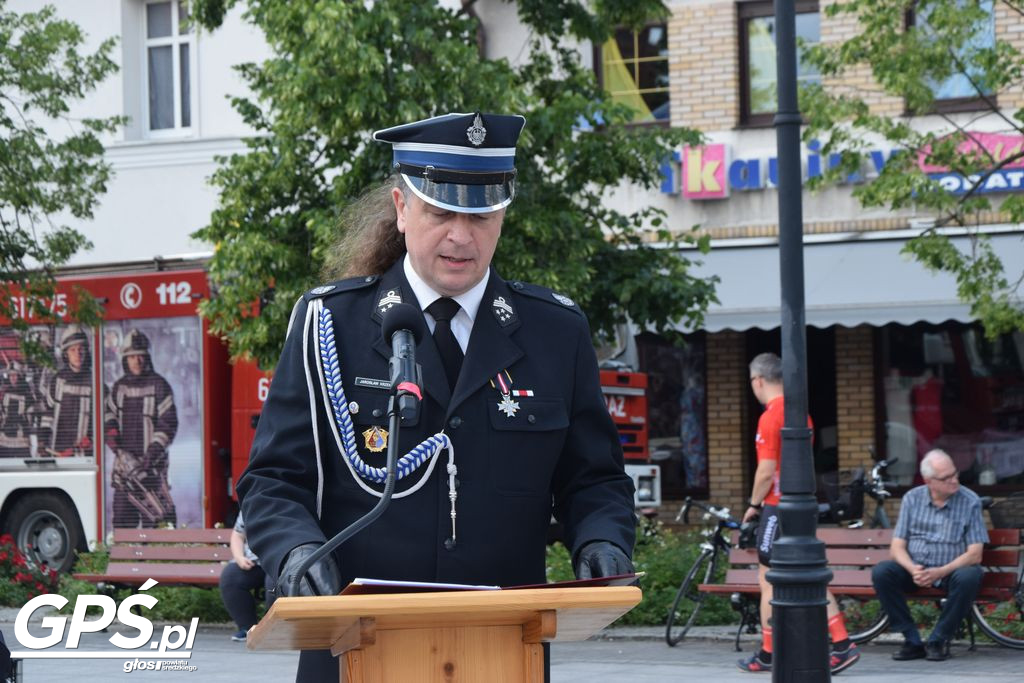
[191,0,718,368]
[800,0,1024,336]
[0,2,119,338]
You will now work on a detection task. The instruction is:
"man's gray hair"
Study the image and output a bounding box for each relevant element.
[920,449,953,478]
[749,352,783,384]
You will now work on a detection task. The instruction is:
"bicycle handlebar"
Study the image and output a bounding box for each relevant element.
[677,496,741,528]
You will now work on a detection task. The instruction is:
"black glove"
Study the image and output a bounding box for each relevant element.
[142,443,166,471]
[573,541,634,580]
[277,543,342,597]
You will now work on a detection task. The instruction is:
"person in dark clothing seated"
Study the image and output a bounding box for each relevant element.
[219,512,274,642]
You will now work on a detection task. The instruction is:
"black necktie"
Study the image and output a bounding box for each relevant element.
[426,297,463,391]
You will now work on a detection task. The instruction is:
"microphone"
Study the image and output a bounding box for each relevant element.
[381,303,424,421]
[288,304,427,597]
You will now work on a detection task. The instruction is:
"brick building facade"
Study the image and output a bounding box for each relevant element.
[624,1,1024,518]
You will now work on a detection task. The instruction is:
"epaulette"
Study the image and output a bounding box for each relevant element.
[303,275,379,301]
[506,280,584,317]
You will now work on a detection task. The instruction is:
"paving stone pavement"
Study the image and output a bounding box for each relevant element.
[2,613,1020,681]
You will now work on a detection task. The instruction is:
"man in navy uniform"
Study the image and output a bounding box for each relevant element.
[239,112,636,681]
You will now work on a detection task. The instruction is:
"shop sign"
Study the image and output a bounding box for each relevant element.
[661,132,1024,199]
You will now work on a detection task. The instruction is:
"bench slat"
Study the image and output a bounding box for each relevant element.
[728,547,1019,568]
[75,528,232,589]
[109,545,231,562]
[111,528,232,544]
[988,528,1021,545]
[814,528,893,545]
[75,562,223,587]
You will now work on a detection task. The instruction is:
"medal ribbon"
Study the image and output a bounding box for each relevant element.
[490,370,513,396]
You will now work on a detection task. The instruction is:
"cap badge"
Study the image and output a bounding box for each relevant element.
[377,289,402,315]
[492,296,514,323]
[466,113,487,146]
[362,426,388,453]
[552,293,575,307]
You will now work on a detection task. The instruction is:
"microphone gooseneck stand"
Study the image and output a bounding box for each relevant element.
[287,389,408,597]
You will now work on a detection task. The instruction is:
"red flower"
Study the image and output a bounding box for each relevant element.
[0,551,8,562]
[35,582,45,591]
[0,534,13,544]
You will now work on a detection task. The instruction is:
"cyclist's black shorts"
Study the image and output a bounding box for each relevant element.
[756,504,780,566]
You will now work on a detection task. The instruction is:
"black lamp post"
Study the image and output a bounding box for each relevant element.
[768,1,833,680]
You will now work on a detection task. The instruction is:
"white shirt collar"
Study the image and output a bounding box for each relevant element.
[403,254,488,322]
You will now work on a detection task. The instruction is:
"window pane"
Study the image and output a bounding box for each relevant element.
[179,44,191,127]
[148,45,174,130]
[748,16,777,115]
[921,0,994,100]
[880,324,1024,489]
[613,29,635,60]
[147,1,173,39]
[795,12,821,84]
[746,12,821,117]
[178,0,192,34]
[637,332,708,497]
[638,25,666,60]
[602,26,670,123]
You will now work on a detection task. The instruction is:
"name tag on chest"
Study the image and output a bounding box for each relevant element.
[354,377,391,391]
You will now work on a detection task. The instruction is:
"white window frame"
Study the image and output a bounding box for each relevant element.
[142,0,197,139]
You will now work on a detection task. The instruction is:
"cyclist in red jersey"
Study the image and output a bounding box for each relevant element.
[737,352,859,675]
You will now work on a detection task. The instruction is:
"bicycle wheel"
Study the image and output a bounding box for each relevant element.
[972,588,1024,649]
[665,549,717,646]
[838,595,890,644]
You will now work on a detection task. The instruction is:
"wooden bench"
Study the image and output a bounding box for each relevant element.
[74,527,233,588]
[699,528,1022,646]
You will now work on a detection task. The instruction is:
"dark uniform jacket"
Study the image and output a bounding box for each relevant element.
[239,260,636,592]
[39,367,92,456]
[105,369,178,462]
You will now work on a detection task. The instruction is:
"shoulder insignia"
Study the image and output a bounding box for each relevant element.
[491,295,517,326]
[376,288,403,316]
[551,293,575,307]
[510,281,584,316]
[305,275,378,300]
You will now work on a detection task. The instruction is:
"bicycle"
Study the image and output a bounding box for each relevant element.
[664,464,896,649]
[664,497,753,647]
[820,458,896,643]
[818,457,895,530]
[966,492,1024,649]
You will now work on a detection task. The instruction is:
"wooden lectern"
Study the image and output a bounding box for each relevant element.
[246,586,641,682]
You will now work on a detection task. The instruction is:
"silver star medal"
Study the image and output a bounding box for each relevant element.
[497,393,520,418]
[466,113,487,146]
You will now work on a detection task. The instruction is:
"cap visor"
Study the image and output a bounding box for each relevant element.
[402,174,513,214]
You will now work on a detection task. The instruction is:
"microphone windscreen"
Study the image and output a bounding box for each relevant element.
[381,303,424,345]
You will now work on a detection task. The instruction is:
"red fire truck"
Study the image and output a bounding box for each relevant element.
[0,262,245,572]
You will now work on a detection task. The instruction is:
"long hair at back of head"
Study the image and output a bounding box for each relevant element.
[322,177,407,280]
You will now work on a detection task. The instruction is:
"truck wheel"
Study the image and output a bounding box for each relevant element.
[5,493,84,574]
